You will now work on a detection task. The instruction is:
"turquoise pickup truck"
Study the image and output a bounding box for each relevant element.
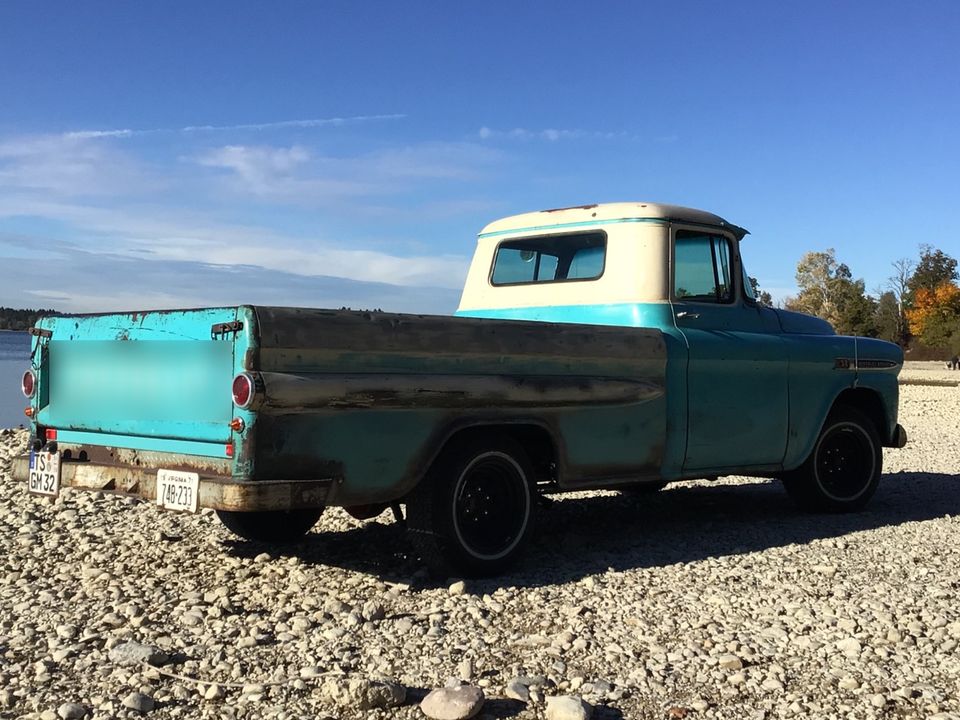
[14,202,906,576]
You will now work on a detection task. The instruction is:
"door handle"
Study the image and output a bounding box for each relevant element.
[676,311,701,319]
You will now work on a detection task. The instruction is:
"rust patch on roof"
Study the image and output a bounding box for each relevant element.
[542,204,599,213]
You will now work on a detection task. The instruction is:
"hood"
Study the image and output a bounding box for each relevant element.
[774,309,836,335]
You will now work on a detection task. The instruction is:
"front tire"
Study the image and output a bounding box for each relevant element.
[216,507,324,543]
[782,406,882,512]
[407,435,537,577]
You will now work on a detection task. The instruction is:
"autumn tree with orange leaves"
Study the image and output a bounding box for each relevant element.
[906,282,960,350]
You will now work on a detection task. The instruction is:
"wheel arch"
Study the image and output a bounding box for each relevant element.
[406,419,562,499]
[784,386,889,473]
[831,387,887,439]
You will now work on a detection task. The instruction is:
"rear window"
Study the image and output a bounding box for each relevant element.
[490,232,606,286]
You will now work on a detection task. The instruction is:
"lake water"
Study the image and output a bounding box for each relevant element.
[0,331,31,429]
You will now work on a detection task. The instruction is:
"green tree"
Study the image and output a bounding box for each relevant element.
[748,276,774,306]
[874,291,901,343]
[886,258,914,346]
[787,249,877,335]
[907,245,958,299]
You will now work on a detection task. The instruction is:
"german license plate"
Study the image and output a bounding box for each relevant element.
[156,469,200,513]
[28,451,61,497]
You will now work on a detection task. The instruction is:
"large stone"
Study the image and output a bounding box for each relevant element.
[57,703,87,720]
[108,641,168,667]
[504,679,530,702]
[323,676,406,710]
[718,654,743,670]
[420,685,485,720]
[545,695,593,720]
[121,692,155,714]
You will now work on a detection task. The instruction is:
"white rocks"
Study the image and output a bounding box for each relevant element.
[420,685,485,719]
[107,641,168,667]
[718,653,743,670]
[330,676,406,710]
[57,703,87,720]
[448,580,467,596]
[545,695,593,720]
[121,691,155,714]
[836,638,862,656]
[2,370,960,719]
[504,678,530,702]
[202,683,225,700]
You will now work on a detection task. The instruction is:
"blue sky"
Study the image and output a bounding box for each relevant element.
[1,1,957,313]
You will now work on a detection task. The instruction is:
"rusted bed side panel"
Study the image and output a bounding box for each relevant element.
[247,307,668,504]
[251,306,664,376]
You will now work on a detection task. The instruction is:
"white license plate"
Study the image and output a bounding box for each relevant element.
[156,469,200,513]
[28,451,61,497]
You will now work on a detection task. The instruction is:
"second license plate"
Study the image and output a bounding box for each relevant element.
[28,451,61,497]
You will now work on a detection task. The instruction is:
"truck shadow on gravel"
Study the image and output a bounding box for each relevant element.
[223,471,959,590]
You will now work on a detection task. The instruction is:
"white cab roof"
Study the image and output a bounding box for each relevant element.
[479,202,748,240]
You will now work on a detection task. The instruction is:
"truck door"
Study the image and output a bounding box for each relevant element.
[671,228,789,471]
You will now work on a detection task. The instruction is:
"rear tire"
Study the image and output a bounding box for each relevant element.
[216,507,324,543]
[407,435,537,577]
[782,406,881,512]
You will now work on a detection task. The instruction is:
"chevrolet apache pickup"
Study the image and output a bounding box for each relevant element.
[14,202,907,575]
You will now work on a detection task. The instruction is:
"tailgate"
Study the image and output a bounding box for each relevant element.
[35,307,243,444]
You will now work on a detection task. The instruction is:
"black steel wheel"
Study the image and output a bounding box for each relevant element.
[216,507,324,543]
[407,435,537,577]
[783,406,882,512]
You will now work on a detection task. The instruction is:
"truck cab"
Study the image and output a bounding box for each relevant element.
[457,202,903,480]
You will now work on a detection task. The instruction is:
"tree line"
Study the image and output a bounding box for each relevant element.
[781,245,959,356]
[0,307,60,332]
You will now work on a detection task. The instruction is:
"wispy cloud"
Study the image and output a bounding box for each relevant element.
[194,141,502,204]
[0,117,495,313]
[180,114,406,133]
[60,114,407,140]
[0,234,461,314]
[478,126,630,142]
[0,133,154,196]
[0,198,472,289]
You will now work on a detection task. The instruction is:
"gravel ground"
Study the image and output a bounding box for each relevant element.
[2,361,959,720]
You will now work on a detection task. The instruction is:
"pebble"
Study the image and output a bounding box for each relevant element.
[57,703,87,720]
[505,678,530,702]
[121,692,155,714]
[545,695,593,720]
[107,641,168,667]
[718,654,743,670]
[420,685,485,720]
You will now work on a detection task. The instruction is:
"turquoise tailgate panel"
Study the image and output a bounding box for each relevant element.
[36,308,241,445]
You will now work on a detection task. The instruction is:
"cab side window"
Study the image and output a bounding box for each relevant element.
[674,231,734,303]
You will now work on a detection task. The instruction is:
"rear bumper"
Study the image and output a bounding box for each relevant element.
[12,455,332,512]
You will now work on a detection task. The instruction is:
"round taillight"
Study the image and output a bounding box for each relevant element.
[21,369,36,398]
[232,373,255,408]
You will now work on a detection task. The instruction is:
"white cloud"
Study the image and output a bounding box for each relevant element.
[180,114,406,133]
[2,235,461,315]
[478,126,628,142]
[0,133,154,196]
[193,141,501,203]
[0,197,471,289]
[53,114,407,140]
